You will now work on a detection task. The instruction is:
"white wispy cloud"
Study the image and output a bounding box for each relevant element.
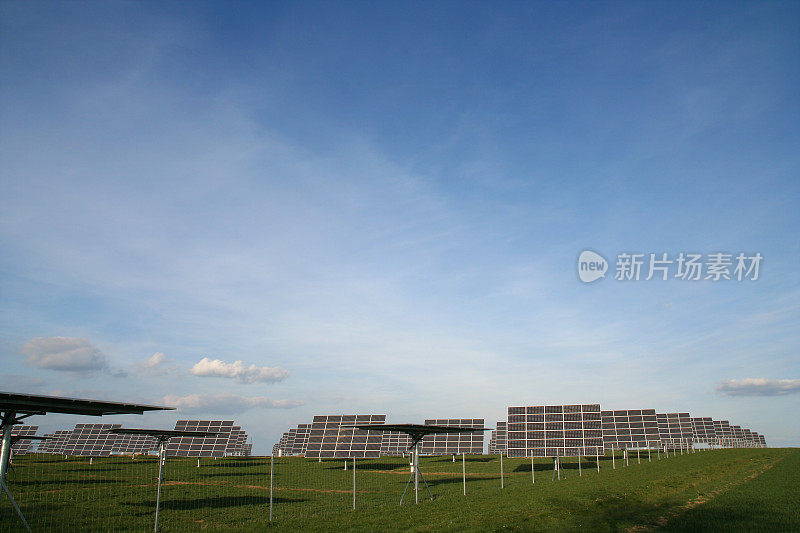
[163,393,304,414]
[136,352,169,375]
[21,337,109,373]
[189,357,289,384]
[716,378,800,396]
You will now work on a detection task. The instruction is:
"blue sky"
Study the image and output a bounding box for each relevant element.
[1,1,798,452]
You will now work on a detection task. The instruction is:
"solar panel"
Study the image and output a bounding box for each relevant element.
[165,420,235,457]
[225,427,250,456]
[35,431,71,454]
[10,425,39,455]
[488,421,507,454]
[712,419,733,446]
[418,419,484,455]
[290,424,311,455]
[60,423,122,457]
[274,430,291,456]
[110,432,159,455]
[601,409,660,450]
[656,413,693,450]
[242,443,253,456]
[304,414,386,458]
[690,417,717,445]
[379,431,412,456]
[506,404,603,458]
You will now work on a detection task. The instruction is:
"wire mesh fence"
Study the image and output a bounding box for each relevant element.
[0,449,662,531]
[0,445,746,531]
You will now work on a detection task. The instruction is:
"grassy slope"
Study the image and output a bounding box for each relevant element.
[1,449,797,531]
[663,448,800,532]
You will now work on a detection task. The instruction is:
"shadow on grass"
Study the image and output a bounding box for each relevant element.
[323,462,406,471]
[428,456,495,464]
[125,495,308,510]
[206,459,270,468]
[10,478,121,486]
[192,470,270,478]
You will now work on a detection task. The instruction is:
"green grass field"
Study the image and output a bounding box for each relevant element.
[2,448,797,531]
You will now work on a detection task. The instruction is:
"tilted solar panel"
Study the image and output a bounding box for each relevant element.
[304,414,386,458]
[61,424,122,457]
[289,424,310,455]
[165,420,234,458]
[506,404,603,458]
[419,419,484,455]
[656,413,693,450]
[488,421,507,454]
[379,431,412,456]
[690,417,717,445]
[36,431,71,454]
[10,425,39,455]
[601,409,660,450]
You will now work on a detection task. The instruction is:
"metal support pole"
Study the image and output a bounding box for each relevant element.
[648,444,651,462]
[612,448,616,469]
[0,478,31,533]
[531,455,535,483]
[352,457,356,510]
[557,457,561,480]
[154,441,165,533]
[578,453,581,476]
[596,450,600,472]
[500,452,504,488]
[0,421,12,481]
[344,459,347,470]
[269,454,273,521]
[414,447,419,504]
[462,453,466,495]
[637,449,640,464]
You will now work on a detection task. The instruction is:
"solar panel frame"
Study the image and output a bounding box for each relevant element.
[379,431,412,456]
[601,409,660,450]
[9,425,39,455]
[165,420,235,458]
[488,421,507,454]
[656,413,693,450]
[304,414,386,458]
[36,431,71,454]
[690,417,717,445]
[290,424,311,455]
[506,404,603,458]
[60,423,122,457]
[418,419,484,456]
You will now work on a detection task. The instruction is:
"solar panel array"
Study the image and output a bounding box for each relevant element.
[419,419,484,455]
[506,404,603,458]
[225,427,249,456]
[691,417,717,444]
[36,431,71,454]
[60,424,122,457]
[488,421,506,454]
[290,424,311,455]
[713,420,733,446]
[304,415,386,458]
[601,409,660,450]
[10,425,39,454]
[379,431,412,456]
[656,413,693,450]
[166,420,235,457]
[111,433,159,455]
